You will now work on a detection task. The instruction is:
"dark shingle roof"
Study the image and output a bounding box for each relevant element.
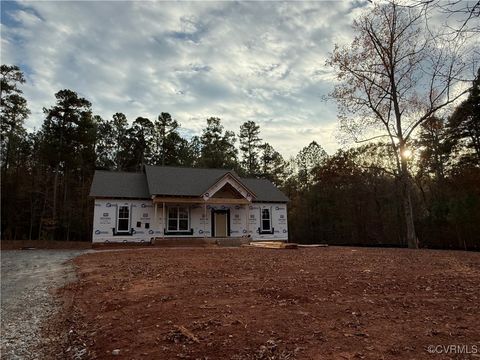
[241,178,289,202]
[89,171,150,198]
[144,165,233,196]
[89,166,288,203]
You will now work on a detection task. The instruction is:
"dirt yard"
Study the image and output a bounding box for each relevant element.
[57,247,480,359]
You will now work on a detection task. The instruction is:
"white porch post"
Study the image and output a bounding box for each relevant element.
[246,204,250,238]
[154,202,158,232]
[162,202,165,239]
[203,202,207,238]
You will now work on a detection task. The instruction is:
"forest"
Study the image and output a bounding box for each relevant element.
[1,2,479,249]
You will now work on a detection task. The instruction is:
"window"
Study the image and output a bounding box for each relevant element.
[136,221,141,228]
[261,208,271,231]
[167,206,189,231]
[117,206,130,232]
[145,223,150,229]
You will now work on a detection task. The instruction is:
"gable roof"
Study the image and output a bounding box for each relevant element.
[145,165,234,197]
[202,172,256,199]
[89,166,289,203]
[89,171,150,198]
[241,178,289,202]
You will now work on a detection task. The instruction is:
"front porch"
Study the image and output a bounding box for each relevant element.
[152,172,256,239]
[152,196,253,239]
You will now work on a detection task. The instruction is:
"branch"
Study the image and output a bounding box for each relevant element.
[404,87,470,141]
[354,134,393,143]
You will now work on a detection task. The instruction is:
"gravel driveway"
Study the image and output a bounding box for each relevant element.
[1,250,88,359]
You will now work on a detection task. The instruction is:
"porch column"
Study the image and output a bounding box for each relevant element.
[203,202,207,238]
[162,202,165,239]
[246,204,250,238]
[154,203,158,232]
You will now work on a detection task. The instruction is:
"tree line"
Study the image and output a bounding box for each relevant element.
[1,62,478,249]
[1,1,479,248]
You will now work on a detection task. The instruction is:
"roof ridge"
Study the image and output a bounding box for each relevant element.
[241,177,269,181]
[94,170,144,175]
[145,164,233,172]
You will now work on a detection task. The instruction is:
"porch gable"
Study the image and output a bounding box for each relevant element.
[202,173,255,203]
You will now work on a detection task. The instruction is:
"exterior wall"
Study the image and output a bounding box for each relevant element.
[249,203,289,241]
[92,199,288,243]
[92,199,159,243]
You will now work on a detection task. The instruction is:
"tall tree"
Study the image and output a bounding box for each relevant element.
[152,112,180,166]
[0,65,31,239]
[94,115,114,169]
[0,64,26,98]
[95,112,130,170]
[296,141,328,187]
[416,116,451,182]
[124,117,154,171]
[447,68,480,165]
[199,117,238,169]
[328,1,472,248]
[239,121,262,176]
[41,89,95,238]
[111,113,129,170]
[0,65,30,177]
[187,136,202,167]
[260,142,286,185]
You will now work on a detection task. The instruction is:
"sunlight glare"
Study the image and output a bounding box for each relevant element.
[402,148,413,159]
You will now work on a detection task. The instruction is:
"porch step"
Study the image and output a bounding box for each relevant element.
[152,237,250,248]
[215,238,250,247]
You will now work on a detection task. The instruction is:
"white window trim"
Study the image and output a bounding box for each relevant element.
[117,205,130,233]
[167,206,190,232]
[261,207,272,231]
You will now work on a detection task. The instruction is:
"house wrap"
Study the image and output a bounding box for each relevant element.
[89,165,289,243]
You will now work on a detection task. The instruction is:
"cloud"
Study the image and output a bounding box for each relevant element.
[2,1,368,156]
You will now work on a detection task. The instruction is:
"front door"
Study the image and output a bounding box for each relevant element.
[215,212,227,237]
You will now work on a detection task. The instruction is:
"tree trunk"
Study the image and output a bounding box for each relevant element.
[400,154,418,249]
[29,188,35,240]
[53,164,59,220]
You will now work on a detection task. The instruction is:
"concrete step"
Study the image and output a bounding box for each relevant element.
[216,238,250,247]
[152,237,249,247]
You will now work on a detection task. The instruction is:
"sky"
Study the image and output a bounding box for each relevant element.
[2,1,477,157]
[1,0,374,157]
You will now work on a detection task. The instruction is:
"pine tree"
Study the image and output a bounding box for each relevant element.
[0,65,30,177]
[260,142,286,185]
[447,68,480,165]
[153,112,179,166]
[239,121,262,176]
[199,117,238,169]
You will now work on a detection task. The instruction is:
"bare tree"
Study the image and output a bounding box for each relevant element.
[328,1,473,248]
[413,0,480,36]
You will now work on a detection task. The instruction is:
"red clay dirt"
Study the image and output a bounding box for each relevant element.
[57,247,480,359]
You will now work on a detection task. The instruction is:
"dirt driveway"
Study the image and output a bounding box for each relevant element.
[59,247,480,359]
[1,249,88,359]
